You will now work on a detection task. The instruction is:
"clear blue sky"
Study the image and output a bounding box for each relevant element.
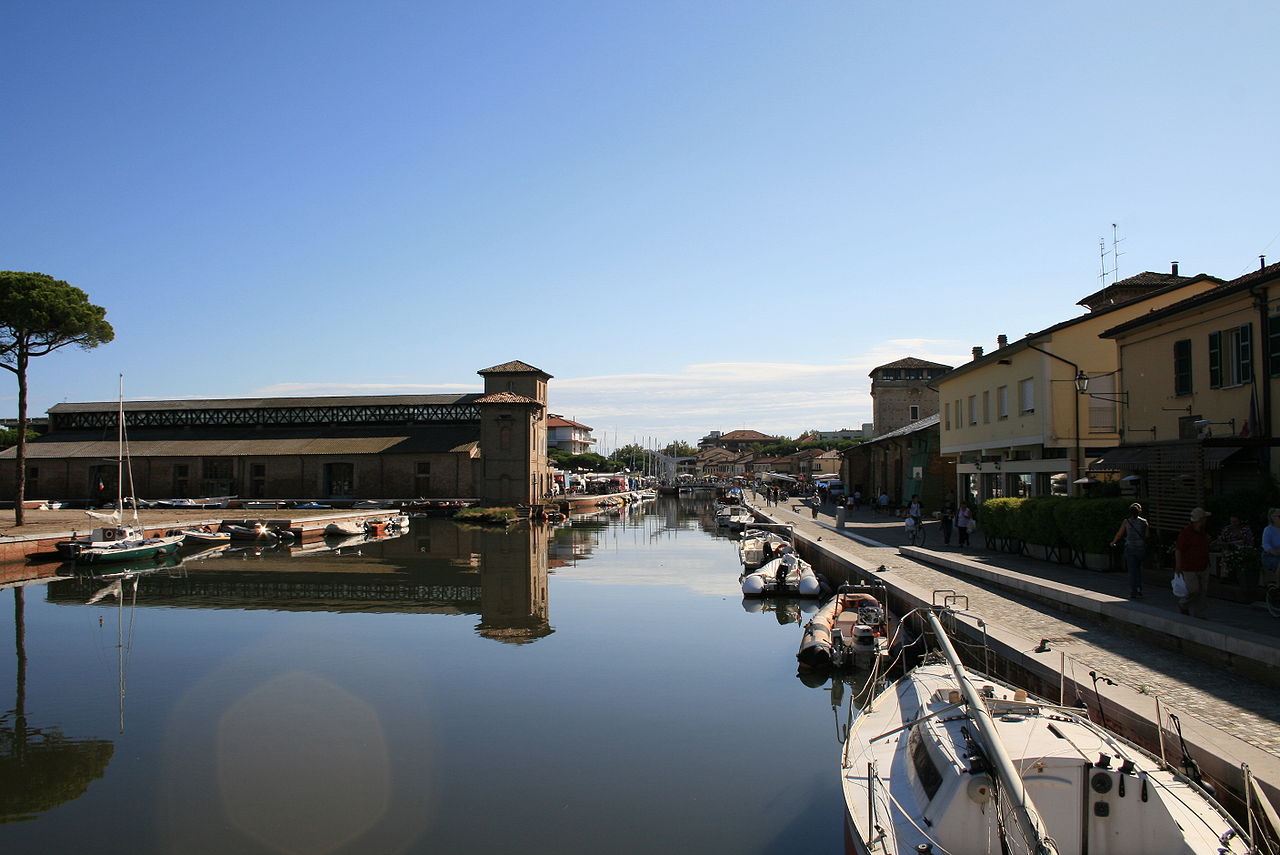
[5,1,1278,450]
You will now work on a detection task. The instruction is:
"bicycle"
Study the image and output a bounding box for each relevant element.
[904,516,925,547]
[1265,583,1280,618]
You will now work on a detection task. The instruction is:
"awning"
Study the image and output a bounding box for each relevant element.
[1088,446,1150,471]
[763,472,797,483]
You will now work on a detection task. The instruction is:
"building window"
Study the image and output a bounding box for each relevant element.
[1173,339,1192,396]
[1209,324,1252,388]
[981,391,990,424]
[996,386,1009,420]
[1087,374,1117,433]
[1011,474,1032,498]
[967,395,978,425]
[1269,315,1280,377]
[1018,378,1034,414]
[27,466,38,494]
[910,405,920,421]
[944,402,950,431]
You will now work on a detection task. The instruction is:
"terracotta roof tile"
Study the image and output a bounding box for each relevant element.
[477,360,551,376]
[871,357,954,371]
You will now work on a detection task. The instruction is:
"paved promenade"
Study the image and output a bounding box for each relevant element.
[746,493,1280,787]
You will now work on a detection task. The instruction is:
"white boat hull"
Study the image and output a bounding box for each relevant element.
[841,660,1250,855]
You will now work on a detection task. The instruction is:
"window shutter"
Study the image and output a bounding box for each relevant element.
[1239,323,1253,383]
[1208,331,1222,388]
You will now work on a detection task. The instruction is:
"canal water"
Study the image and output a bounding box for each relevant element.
[0,498,852,854]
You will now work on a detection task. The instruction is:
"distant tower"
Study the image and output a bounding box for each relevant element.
[868,358,953,437]
[476,361,553,505]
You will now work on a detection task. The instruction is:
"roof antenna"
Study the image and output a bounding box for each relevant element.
[1097,224,1124,289]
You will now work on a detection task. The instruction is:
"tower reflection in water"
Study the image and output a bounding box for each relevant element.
[44,517,554,643]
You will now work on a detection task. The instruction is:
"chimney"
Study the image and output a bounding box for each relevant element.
[997,334,1008,349]
[1262,255,1268,270]
[1171,261,1179,276]
[972,346,984,361]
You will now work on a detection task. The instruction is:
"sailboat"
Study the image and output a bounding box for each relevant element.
[55,377,184,565]
[840,606,1254,854]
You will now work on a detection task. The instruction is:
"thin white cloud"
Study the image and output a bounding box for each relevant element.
[233,343,969,447]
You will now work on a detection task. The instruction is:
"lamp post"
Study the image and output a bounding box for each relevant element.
[1026,344,1084,496]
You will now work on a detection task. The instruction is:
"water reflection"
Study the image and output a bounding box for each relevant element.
[740,596,819,626]
[1,587,114,825]
[1,499,851,853]
[46,518,552,643]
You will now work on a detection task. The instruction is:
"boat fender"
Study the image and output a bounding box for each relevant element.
[966,774,993,804]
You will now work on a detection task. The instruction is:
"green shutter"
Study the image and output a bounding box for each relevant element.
[1208,330,1222,388]
[1240,323,1253,384]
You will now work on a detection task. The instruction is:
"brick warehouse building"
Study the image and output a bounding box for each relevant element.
[1,361,554,507]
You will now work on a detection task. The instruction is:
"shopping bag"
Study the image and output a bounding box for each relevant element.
[1171,573,1188,598]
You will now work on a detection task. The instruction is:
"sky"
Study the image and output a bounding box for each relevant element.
[4,1,1279,451]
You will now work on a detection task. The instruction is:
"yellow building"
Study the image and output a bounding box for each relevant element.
[938,269,1222,505]
[1097,261,1279,531]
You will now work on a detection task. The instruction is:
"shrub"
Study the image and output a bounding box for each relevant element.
[1055,497,1130,555]
[976,498,1022,539]
[1021,496,1068,545]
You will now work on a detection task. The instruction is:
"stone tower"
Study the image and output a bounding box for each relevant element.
[475,361,553,506]
[868,357,953,437]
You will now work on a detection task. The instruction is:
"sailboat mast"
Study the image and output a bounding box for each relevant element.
[925,609,1058,855]
[117,374,125,521]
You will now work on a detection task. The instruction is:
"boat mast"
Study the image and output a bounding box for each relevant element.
[117,374,126,524]
[925,609,1059,855]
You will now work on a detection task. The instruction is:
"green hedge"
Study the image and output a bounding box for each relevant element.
[975,496,1131,555]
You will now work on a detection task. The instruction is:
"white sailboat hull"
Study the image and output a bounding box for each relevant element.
[841,661,1250,855]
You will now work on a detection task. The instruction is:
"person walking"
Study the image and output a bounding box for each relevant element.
[1175,507,1212,617]
[939,497,956,546]
[956,505,973,549]
[878,491,890,516]
[1110,502,1149,599]
[1262,508,1280,586]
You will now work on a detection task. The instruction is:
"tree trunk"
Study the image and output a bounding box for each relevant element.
[12,348,31,525]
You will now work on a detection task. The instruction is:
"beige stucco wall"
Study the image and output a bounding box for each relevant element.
[1113,287,1274,455]
[937,277,1222,496]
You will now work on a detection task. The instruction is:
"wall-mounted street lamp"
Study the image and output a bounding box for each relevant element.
[1074,370,1129,405]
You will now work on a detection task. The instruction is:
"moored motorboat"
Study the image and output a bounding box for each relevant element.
[796,584,893,672]
[741,552,823,597]
[169,526,233,546]
[738,527,792,570]
[840,606,1254,855]
[222,521,284,542]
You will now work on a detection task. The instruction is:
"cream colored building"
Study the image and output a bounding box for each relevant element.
[1096,261,1279,530]
[938,270,1223,504]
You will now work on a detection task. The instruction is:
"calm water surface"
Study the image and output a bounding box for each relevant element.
[1,498,852,854]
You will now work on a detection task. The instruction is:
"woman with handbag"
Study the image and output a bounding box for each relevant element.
[1110,502,1149,599]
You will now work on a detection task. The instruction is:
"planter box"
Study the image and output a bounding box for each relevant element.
[1082,551,1119,572]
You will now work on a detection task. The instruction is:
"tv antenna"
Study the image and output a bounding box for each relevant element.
[1097,223,1125,287]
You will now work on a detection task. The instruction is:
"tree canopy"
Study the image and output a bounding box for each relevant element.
[0,272,114,364]
[0,272,114,525]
